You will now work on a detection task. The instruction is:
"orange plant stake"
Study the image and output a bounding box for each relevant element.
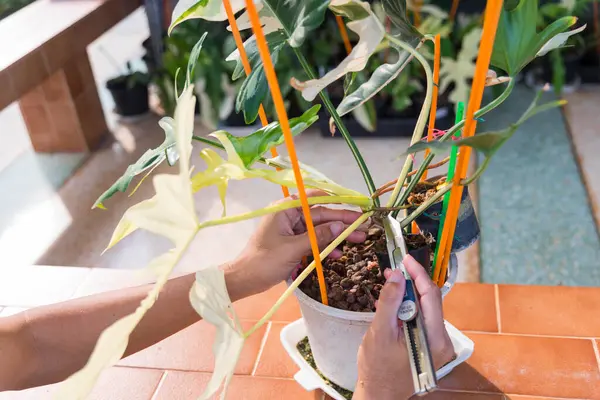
[222,0,289,198]
[412,35,440,235]
[244,0,329,305]
[414,0,422,27]
[335,15,353,55]
[450,0,461,21]
[422,34,441,181]
[434,0,504,287]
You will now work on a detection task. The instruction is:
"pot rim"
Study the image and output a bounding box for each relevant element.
[290,254,457,320]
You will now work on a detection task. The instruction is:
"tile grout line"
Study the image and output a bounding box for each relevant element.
[251,321,272,376]
[592,338,600,374]
[494,284,502,333]
[438,388,588,399]
[149,370,168,400]
[463,329,600,341]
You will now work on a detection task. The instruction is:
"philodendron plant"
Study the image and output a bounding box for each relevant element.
[57,0,583,399]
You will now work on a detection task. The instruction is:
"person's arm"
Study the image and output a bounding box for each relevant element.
[0,267,249,392]
[0,190,368,392]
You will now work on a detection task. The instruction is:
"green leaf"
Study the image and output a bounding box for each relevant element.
[336,47,416,118]
[169,0,243,33]
[186,32,208,86]
[219,105,321,168]
[261,0,331,48]
[491,0,580,76]
[291,0,385,101]
[235,63,270,124]
[352,100,377,132]
[404,92,565,183]
[226,31,287,80]
[335,0,422,118]
[93,117,176,209]
[329,0,370,19]
[536,22,586,57]
[382,0,422,40]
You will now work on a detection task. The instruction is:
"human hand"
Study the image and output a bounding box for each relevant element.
[225,190,370,299]
[353,255,454,400]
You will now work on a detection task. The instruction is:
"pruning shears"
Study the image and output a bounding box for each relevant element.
[382,216,437,396]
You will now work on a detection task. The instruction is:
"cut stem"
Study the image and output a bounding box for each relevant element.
[244,211,374,338]
[385,34,434,208]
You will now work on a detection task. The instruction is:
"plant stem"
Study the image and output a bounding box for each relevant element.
[392,77,516,214]
[385,34,434,208]
[243,211,374,338]
[460,157,491,186]
[192,135,224,149]
[399,183,452,228]
[292,48,379,205]
[197,196,372,230]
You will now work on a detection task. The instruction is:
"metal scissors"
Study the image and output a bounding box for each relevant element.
[382,216,437,396]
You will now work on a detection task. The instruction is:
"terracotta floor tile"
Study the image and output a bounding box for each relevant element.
[443,283,498,332]
[423,391,505,399]
[439,333,600,399]
[233,282,302,322]
[253,322,299,378]
[120,320,267,375]
[0,366,163,400]
[506,396,586,400]
[152,371,317,399]
[498,285,600,337]
[0,266,91,307]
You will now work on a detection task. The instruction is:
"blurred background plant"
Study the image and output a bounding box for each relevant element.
[0,0,36,19]
[145,0,599,132]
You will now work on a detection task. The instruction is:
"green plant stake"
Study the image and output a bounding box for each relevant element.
[431,101,464,279]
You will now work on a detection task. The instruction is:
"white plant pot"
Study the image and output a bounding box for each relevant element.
[291,216,459,391]
[281,318,474,399]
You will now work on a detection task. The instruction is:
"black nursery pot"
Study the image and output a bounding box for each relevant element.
[410,182,480,253]
[106,76,149,117]
[376,235,431,273]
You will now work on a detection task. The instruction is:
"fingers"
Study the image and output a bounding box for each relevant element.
[403,255,446,344]
[291,221,343,258]
[309,206,370,230]
[403,255,440,301]
[373,269,406,332]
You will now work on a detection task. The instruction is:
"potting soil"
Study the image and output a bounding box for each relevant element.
[297,337,353,400]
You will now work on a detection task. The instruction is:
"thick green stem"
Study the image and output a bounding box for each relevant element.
[392,78,516,212]
[292,48,379,205]
[244,211,374,338]
[385,34,434,208]
[400,183,452,228]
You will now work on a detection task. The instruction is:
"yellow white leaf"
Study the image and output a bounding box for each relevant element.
[56,86,198,399]
[189,267,245,399]
[189,132,366,199]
